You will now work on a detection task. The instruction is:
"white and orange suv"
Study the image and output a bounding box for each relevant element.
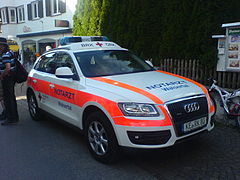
[27,37,215,163]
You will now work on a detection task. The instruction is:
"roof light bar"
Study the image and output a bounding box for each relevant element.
[59,36,109,46]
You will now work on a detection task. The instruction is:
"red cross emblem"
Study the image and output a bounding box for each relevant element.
[96,42,103,47]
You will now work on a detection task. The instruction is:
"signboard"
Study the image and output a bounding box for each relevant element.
[218,39,225,55]
[55,20,69,27]
[227,28,240,70]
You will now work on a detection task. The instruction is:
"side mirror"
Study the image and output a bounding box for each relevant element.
[55,67,74,79]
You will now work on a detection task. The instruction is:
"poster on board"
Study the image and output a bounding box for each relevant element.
[227,28,240,70]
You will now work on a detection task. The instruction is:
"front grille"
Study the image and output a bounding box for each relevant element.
[166,96,208,137]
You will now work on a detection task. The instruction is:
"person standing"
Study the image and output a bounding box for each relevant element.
[0,37,19,125]
[0,49,6,120]
[0,81,6,119]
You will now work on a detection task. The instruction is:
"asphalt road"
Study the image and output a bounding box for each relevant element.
[0,84,239,180]
[0,98,154,180]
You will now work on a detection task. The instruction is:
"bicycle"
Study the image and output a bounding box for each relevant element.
[208,78,240,128]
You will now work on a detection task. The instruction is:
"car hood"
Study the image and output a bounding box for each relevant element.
[87,70,206,104]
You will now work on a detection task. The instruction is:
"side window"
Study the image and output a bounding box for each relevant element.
[55,52,77,74]
[34,53,57,74]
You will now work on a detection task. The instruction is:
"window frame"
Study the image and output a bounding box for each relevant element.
[34,52,57,74]
[32,1,39,20]
[55,51,78,75]
[8,7,17,23]
[51,0,61,16]
[1,8,8,24]
[17,5,25,23]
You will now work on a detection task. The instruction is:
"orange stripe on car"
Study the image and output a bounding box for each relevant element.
[91,77,172,126]
[91,77,164,104]
[29,77,172,127]
[157,70,215,113]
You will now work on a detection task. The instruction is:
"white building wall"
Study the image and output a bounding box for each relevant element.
[0,0,77,64]
[1,0,77,39]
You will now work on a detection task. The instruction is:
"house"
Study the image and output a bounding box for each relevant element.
[0,0,77,65]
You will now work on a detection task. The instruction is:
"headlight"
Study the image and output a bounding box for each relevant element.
[118,103,160,117]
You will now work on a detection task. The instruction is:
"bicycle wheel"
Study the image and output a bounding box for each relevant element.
[227,98,240,127]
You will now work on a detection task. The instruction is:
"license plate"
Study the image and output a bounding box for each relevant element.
[182,117,207,132]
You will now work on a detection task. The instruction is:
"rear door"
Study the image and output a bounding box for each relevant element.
[31,52,57,114]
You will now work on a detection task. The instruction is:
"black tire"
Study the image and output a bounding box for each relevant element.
[85,111,119,163]
[27,91,41,121]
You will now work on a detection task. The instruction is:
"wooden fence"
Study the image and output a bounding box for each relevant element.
[157,59,240,89]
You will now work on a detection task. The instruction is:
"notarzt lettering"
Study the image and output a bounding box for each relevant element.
[146,81,188,90]
[54,88,75,100]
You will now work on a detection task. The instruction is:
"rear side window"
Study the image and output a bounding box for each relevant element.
[34,53,56,74]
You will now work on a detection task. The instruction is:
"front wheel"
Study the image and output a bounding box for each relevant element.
[85,111,119,163]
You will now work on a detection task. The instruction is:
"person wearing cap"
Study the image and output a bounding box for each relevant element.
[0,37,19,125]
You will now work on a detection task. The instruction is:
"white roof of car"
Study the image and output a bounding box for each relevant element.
[59,41,126,52]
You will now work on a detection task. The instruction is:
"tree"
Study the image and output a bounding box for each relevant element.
[73,0,240,66]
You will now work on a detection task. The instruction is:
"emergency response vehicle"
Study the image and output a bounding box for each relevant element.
[27,36,215,163]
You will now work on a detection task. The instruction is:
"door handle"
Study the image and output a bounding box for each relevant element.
[49,84,55,89]
[33,79,37,83]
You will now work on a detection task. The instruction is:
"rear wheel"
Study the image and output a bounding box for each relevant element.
[27,91,41,121]
[85,111,119,163]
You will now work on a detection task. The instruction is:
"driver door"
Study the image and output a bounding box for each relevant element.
[49,52,81,126]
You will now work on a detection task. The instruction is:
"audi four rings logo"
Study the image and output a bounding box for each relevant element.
[184,102,200,113]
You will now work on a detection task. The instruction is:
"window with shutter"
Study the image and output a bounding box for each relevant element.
[32,1,39,19]
[6,7,9,24]
[0,8,8,24]
[38,0,43,18]
[27,4,32,20]
[46,0,51,16]
[17,6,25,23]
[8,7,17,23]
[45,0,66,16]
[51,0,60,15]
[59,0,66,14]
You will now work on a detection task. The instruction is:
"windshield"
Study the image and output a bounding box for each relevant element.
[74,50,154,77]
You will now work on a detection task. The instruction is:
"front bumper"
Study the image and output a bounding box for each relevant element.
[113,115,214,148]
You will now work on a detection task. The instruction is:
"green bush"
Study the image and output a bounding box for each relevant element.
[73,0,240,66]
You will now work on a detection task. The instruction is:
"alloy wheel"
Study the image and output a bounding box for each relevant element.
[88,121,108,156]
